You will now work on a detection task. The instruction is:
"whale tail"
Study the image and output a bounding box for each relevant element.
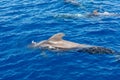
[78,46,114,54]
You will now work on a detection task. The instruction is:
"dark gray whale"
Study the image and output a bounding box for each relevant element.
[30,33,114,54]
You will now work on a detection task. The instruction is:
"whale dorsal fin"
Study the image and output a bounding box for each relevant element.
[48,33,65,41]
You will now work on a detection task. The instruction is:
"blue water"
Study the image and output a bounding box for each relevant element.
[1,0,120,80]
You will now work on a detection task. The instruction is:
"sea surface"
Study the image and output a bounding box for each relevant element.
[0,0,120,80]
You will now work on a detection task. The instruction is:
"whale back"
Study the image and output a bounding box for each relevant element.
[48,33,65,41]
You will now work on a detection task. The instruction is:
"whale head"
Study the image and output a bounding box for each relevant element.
[29,40,50,49]
[29,33,66,50]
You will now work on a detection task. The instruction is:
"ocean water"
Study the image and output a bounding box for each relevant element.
[0,0,120,80]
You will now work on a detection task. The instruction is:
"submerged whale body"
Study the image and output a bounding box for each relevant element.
[30,33,114,54]
[78,46,114,54]
[55,13,84,19]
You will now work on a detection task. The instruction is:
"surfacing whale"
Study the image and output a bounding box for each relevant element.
[29,33,114,54]
[54,10,119,19]
[87,10,119,17]
[64,0,81,6]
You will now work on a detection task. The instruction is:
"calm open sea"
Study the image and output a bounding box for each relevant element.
[0,0,120,80]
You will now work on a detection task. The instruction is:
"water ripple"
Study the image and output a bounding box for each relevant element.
[1,0,120,80]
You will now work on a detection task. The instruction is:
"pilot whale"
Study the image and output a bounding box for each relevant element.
[87,10,119,17]
[64,0,81,6]
[30,33,114,54]
[54,10,119,19]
